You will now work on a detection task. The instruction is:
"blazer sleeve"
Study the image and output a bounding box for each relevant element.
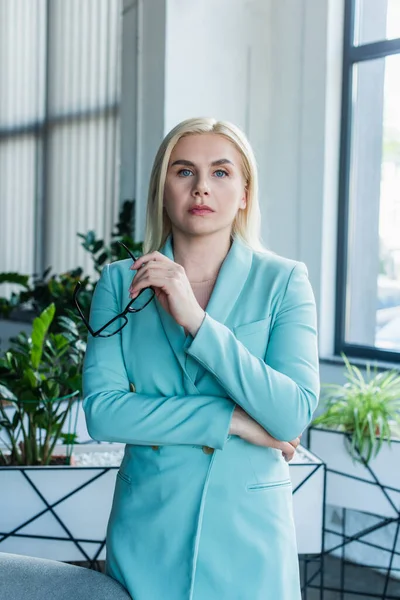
[82,264,235,449]
[184,263,320,442]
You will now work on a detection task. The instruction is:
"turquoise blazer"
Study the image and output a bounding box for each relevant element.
[83,234,320,600]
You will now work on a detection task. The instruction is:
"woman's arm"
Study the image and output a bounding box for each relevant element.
[82,265,235,449]
[184,263,320,442]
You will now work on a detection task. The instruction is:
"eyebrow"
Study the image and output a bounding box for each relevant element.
[170,158,234,167]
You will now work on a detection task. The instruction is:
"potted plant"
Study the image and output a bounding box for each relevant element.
[308,354,400,518]
[0,303,124,562]
[0,303,85,466]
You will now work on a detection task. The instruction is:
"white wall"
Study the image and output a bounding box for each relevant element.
[265,0,345,364]
[164,0,272,254]
[122,0,275,252]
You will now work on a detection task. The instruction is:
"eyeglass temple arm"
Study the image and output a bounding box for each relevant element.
[73,284,97,336]
[117,241,138,263]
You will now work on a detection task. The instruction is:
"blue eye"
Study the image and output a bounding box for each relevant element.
[178,169,193,177]
[214,170,228,178]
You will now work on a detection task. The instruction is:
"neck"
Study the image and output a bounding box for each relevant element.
[171,230,232,282]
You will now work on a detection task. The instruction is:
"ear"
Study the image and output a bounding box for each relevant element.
[240,186,248,209]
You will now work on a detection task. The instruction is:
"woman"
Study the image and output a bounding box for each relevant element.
[82,117,320,599]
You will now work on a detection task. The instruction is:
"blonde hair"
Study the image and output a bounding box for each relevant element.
[142,117,266,254]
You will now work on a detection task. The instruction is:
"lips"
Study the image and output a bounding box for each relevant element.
[189,206,214,215]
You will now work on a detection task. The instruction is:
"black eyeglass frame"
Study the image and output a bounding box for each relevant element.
[73,242,155,338]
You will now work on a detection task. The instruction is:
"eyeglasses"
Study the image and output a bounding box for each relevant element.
[73,241,155,338]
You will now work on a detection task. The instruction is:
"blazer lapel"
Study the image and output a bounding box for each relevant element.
[155,234,253,389]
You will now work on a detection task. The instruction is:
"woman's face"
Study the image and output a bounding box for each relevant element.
[163,133,247,239]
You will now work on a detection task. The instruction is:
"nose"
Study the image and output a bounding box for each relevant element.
[192,174,210,198]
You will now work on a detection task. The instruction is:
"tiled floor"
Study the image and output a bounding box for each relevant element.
[300,555,400,599]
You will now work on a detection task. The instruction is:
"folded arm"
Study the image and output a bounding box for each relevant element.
[82,265,235,449]
[184,263,320,441]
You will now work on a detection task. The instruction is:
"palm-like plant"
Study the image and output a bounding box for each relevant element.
[0,303,85,466]
[312,354,400,464]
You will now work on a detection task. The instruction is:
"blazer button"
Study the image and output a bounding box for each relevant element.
[202,446,214,455]
[151,445,159,451]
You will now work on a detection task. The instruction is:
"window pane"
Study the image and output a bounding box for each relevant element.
[0,136,36,292]
[0,0,121,294]
[0,0,46,128]
[345,54,400,354]
[355,0,400,46]
[46,115,120,275]
[49,0,120,117]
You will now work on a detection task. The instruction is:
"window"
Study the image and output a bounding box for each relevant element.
[336,0,400,362]
[0,0,122,286]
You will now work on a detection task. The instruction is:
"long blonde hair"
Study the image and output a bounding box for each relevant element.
[142,117,266,254]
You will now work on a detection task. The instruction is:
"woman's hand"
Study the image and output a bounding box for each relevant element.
[230,405,301,462]
[129,252,205,335]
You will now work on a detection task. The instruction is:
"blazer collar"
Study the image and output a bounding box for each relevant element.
[154,234,253,388]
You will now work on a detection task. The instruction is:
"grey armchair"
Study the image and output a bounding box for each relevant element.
[0,552,132,600]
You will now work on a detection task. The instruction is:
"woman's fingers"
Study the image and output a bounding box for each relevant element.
[126,252,205,332]
[280,441,296,462]
[233,408,301,463]
[129,251,171,271]
[129,264,177,298]
[282,451,295,463]
[289,436,301,450]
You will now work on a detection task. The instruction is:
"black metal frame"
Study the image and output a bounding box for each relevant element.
[294,461,326,599]
[335,0,400,364]
[308,426,400,599]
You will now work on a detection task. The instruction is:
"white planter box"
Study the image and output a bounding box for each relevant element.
[309,427,400,518]
[0,443,325,561]
[0,444,124,562]
[289,445,325,555]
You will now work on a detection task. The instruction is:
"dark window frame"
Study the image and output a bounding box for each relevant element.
[335,0,400,364]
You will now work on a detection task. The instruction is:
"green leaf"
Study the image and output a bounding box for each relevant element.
[93,240,104,253]
[96,251,109,266]
[0,273,30,288]
[57,316,79,337]
[30,304,56,369]
[59,432,78,445]
[23,368,39,389]
[33,408,50,429]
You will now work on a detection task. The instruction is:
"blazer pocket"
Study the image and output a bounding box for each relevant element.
[233,316,272,357]
[116,470,132,485]
[247,479,292,492]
